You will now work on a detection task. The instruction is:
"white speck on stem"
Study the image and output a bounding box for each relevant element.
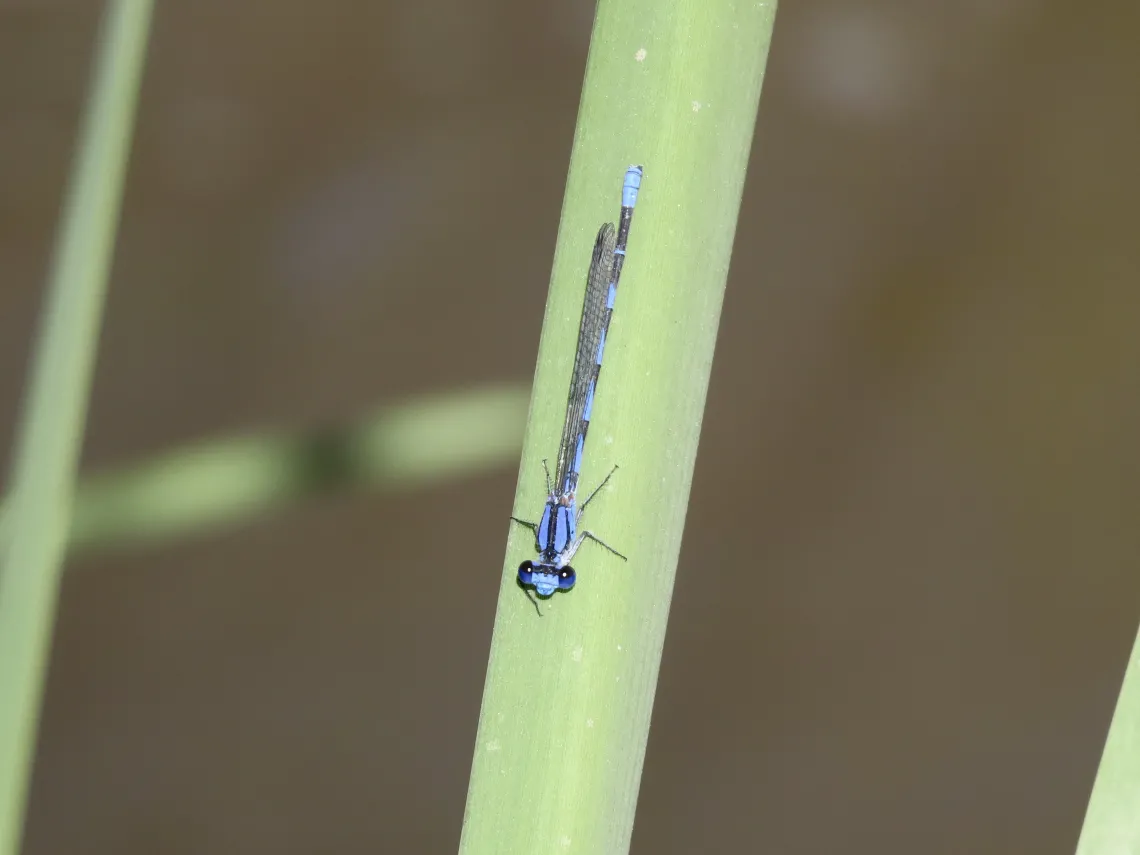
[635,48,647,62]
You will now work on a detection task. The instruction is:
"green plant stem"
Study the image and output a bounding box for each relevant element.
[459,1,777,853]
[0,3,153,854]
[1075,626,1140,853]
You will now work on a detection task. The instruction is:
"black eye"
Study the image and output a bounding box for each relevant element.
[518,561,535,585]
[557,566,576,590]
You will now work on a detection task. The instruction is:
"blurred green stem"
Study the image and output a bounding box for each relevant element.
[0,385,528,557]
[1075,626,1140,853]
[0,3,153,854]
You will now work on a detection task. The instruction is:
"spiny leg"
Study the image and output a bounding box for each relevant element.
[510,517,539,549]
[579,464,619,514]
[562,528,628,565]
[581,530,628,561]
[542,458,553,495]
[513,515,538,535]
[522,586,543,617]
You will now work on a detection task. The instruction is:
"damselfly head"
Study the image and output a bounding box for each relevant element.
[517,561,576,597]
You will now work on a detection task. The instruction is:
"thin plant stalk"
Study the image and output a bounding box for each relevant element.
[0,3,153,854]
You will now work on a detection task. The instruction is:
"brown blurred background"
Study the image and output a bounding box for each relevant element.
[2,0,1138,852]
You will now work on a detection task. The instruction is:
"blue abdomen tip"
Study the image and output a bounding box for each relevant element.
[623,165,642,207]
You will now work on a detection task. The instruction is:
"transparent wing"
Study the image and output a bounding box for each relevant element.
[553,222,615,495]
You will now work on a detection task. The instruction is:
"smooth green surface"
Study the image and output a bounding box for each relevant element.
[459,1,776,853]
[0,3,153,854]
[1075,627,1140,853]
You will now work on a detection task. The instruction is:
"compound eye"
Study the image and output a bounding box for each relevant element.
[557,566,577,590]
[518,561,535,585]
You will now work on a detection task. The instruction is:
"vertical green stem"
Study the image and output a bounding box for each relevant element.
[1075,627,1140,853]
[459,1,776,853]
[0,3,153,853]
